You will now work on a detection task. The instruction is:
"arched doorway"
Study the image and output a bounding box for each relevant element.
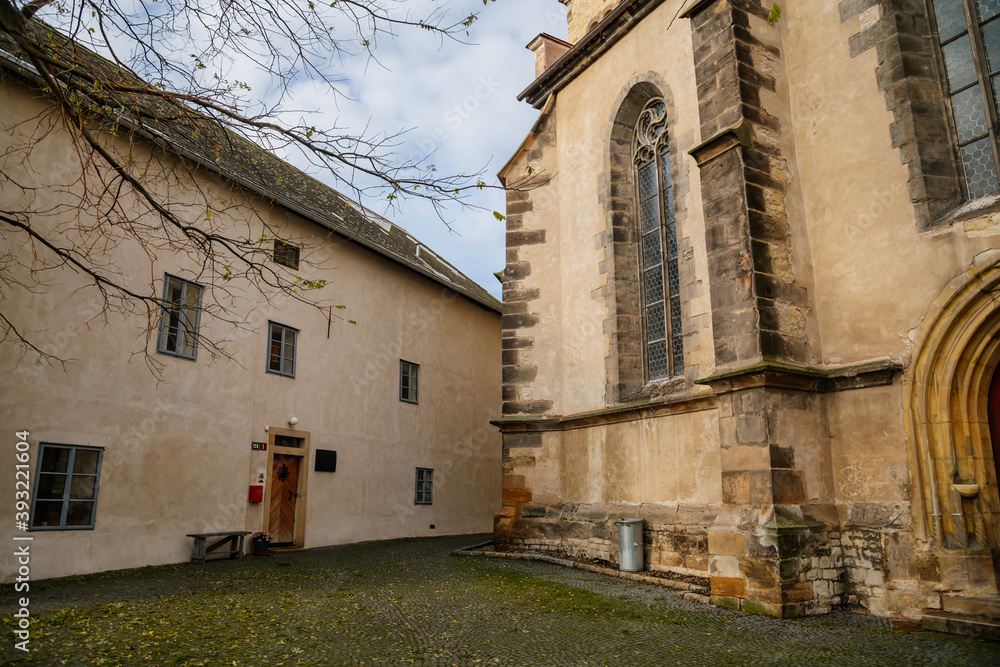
[907,255,1000,591]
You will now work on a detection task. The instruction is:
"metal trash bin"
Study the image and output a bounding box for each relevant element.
[614,518,644,572]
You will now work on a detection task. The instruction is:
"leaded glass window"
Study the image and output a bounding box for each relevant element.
[931,0,1000,199]
[634,99,683,381]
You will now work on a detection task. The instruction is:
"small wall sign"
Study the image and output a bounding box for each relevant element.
[252,441,268,451]
[315,449,337,472]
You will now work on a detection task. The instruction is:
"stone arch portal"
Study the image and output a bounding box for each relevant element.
[908,254,1000,591]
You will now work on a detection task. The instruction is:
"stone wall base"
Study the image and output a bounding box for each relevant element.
[493,502,965,619]
[500,502,714,580]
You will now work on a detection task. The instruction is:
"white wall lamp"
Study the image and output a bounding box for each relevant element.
[288,417,299,426]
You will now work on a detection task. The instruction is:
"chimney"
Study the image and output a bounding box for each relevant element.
[526,33,572,79]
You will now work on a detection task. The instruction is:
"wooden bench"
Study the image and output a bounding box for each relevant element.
[186,531,251,563]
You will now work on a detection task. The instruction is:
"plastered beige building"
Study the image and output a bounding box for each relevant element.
[495,0,1000,630]
[0,29,501,582]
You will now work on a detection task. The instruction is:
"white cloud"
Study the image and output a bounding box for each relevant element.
[273,0,569,298]
[41,0,568,298]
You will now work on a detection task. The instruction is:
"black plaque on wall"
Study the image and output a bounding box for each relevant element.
[315,449,337,472]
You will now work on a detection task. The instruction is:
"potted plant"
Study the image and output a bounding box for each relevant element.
[250,531,273,556]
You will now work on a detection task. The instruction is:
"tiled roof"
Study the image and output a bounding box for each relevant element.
[0,23,501,313]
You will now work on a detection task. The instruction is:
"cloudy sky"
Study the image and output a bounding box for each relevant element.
[47,0,568,299]
[283,0,569,299]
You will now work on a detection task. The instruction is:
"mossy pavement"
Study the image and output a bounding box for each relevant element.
[2,534,998,666]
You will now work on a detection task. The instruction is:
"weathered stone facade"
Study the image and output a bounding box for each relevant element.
[496,0,1000,629]
[839,0,964,230]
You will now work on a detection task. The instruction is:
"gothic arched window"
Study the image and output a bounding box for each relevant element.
[633,99,683,381]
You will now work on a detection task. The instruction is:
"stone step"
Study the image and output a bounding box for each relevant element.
[941,595,1000,620]
[921,610,1000,640]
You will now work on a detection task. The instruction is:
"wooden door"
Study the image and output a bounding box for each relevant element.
[269,455,299,545]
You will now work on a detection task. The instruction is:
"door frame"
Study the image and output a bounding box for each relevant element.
[264,426,310,547]
[905,256,1000,555]
[990,365,1000,504]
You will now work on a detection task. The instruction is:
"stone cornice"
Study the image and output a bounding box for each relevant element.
[494,359,902,432]
[698,359,904,394]
[492,393,717,433]
[688,122,750,166]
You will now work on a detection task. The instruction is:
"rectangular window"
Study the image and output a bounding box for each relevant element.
[400,360,419,403]
[268,321,298,377]
[274,435,304,448]
[415,467,433,505]
[156,275,203,359]
[273,240,300,270]
[30,444,103,530]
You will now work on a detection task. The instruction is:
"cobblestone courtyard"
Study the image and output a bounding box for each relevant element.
[2,534,999,666]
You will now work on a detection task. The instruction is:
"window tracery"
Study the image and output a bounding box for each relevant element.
[633,99,682,381]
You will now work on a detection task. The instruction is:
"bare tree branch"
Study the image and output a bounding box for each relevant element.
[0,0,500,373]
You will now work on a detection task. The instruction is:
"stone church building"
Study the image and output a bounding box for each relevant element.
[494,0,1000,628]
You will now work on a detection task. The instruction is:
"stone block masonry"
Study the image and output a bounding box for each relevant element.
[492,0,969,625]
[560,0,627,44]
[495,102,559,542]
[503,501,715,581]
[686,0,811,371]
[494,432,543,543]
[681,0,843,618]
[839,0,963,230]
[500,107,556,418]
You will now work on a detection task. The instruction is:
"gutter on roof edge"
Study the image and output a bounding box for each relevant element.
[140,116,503,314]
[0,37,501,314]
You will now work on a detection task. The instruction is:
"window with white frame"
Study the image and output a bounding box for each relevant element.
[30,444,103,530]
[633,98,683,381]
[930,0,1000,199]
[400,360,419,403]
[414,467,433,505]
[156,275,203,359]
[268,321,297,377]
